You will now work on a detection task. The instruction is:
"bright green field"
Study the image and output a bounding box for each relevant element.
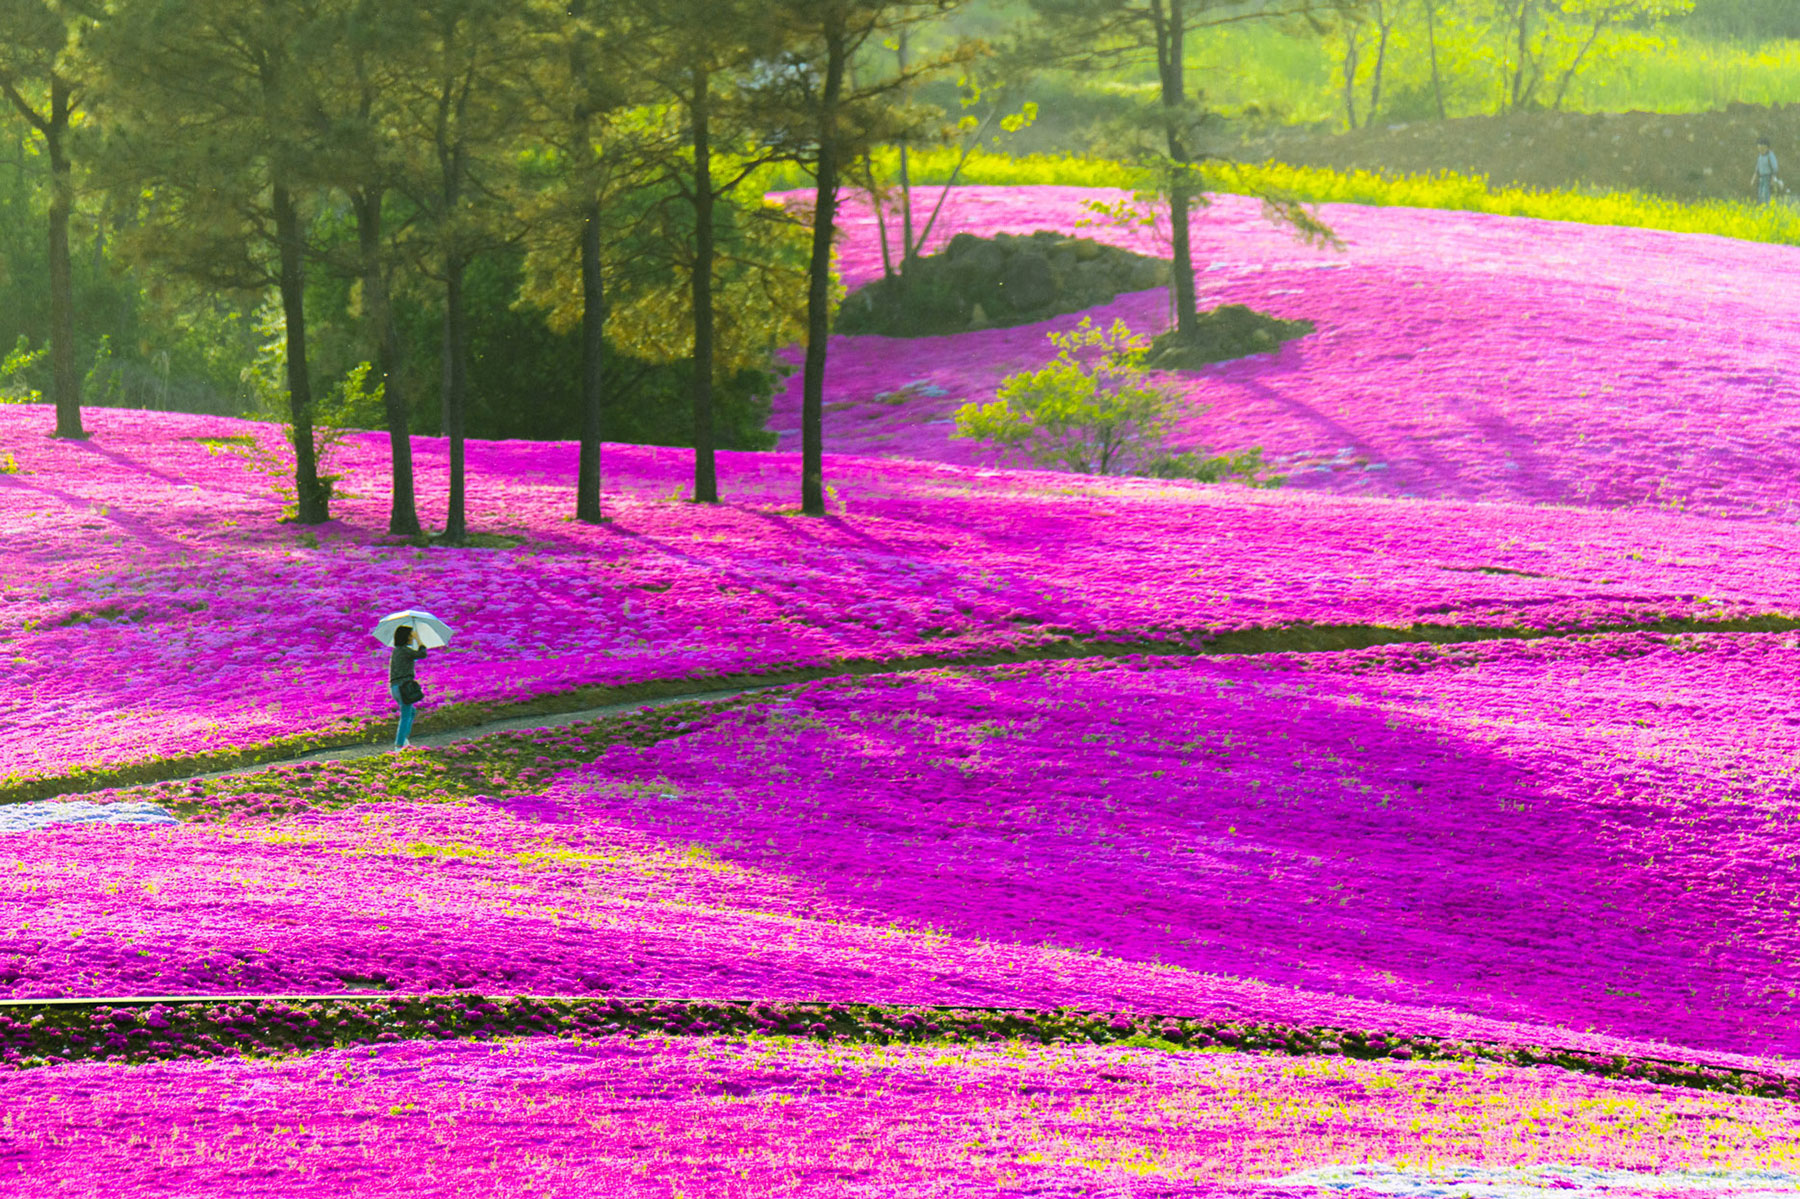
[1179,22,1800,127]
[928,3,1800,129]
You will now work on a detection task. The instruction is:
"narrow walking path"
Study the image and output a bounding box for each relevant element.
[194,683,779,779]
[13,609,1795,804]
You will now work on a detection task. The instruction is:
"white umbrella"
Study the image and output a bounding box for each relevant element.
[372,608,454,649]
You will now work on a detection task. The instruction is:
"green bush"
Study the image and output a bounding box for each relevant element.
[953,317,1276,485]
[0,334,45,404]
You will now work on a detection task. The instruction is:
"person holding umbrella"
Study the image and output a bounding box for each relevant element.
[373,608,453,750]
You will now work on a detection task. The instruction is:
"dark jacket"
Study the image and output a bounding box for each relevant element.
[389,643,427,685]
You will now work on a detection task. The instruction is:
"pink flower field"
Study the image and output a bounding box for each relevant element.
[772,187,1800,519]
[8,407,1800,790]
[6,1037,1796,1198]
[8,184,1800,1195]
[8,639,1799,1074]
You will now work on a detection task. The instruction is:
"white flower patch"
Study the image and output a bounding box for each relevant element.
[1270,1165,1800,1197]
[0,800,178,833]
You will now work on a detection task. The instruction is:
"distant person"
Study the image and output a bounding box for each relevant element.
[389,624,428,749]
[1753,136,1780,206]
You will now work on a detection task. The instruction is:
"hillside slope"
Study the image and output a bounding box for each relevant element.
[771,187,1800,518]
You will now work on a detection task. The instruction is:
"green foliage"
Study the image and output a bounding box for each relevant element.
[0,334,46,403]
[238,301,290,422]
[1238,157,1800,243]
[1567,28,1800,111]
[1148,446,1284,487]
[956,318,1171,476]
[1688,0,1800,40]
[82,334,122,407]
[989,6,1788,131]
[0,122,192,410]
[147,296,260,412]
[228,302,349,518]
[953,317,1273,484]
[315,361,386,431]
[1175,7,1787,126]
[398,249,779,449]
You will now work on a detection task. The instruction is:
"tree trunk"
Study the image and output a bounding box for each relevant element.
[577,192,607,522]
[1425,0,1446,120]
[1155,0,1198,339]
[1550,17,1610,112]
[272,179,327,524]
[1341,23,1361,130]
[1511,0,1532,111]
[435,45,470,546]
[897,28,916,270]
[1368,4,1392,126]
[689,65,718,504]
[442,250,469,543]
[801,24,847,518]
[46,75,82,439]
[868,151,896,280]
[568,4,608,525]
[353,187,419,537]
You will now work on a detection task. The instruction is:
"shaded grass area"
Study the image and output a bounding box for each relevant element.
[1,994,1792,1103]
[16,612,1800,807]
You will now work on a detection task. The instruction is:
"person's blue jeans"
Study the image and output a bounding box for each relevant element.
[390,682,416,747]
[1759,178,1773,205]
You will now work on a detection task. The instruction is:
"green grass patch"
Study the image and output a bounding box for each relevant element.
[1174,23,1800,124]
[3,996,1790,1101]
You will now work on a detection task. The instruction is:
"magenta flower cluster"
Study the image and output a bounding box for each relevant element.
[4,185,1800,1194]
[7,639,1797,1076]
[9,407,1800,789]
[771,187,1800,521]
[3,1037,1794,1196]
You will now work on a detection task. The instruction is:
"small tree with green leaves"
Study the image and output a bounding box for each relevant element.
[953,317,1278,483]
[0,335,46,404]
[1501,0,1695,113]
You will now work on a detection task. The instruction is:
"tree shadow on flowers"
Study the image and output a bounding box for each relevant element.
[551,656,1796,1058]
[2,473,189,559]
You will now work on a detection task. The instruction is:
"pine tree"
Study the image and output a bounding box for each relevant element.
[315,0,426,536]
[762,0,970,517]
[514,0,640,523]
[0,0,89,439]
[396,0,535,544]
[627,0,782,505]
[86,0,341,522]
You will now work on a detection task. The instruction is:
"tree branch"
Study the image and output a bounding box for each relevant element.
[0,75,49,134]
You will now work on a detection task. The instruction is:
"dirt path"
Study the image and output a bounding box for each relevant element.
[190,683,782,780]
